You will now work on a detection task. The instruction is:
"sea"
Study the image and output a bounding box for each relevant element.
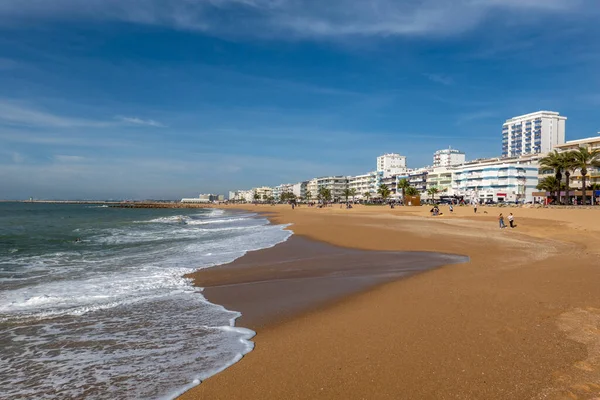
[0,202,291,399]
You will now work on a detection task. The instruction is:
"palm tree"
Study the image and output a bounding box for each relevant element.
[363,192,371,203]
[253,191,260,203]
[537,176,563,193]
[427,187,440,203]
[342,188,352,203]
[398,178,410,202]
[318,187,332,203]
[349,188,357,202]
[305,191,312,203]
[540,150,565,204]
[377,183,391,202]
[405,186,419,196]
[560,151,578,205]
[571,146,600,205]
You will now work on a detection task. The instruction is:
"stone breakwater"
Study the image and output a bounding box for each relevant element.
[110,202,217,209]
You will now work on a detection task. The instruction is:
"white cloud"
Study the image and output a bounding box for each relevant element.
[54,155,86,163]
[0,100,111,128]
[424,73,454,86]
[12,152,24,163]
[116,116,166,127]
[0,0,590,38]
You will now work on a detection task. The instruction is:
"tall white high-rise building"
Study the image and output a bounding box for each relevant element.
[433,147,465,167]
[377,153,407,177]
[502,111,566,158]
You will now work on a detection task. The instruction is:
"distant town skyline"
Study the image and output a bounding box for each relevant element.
[1,0,599,199]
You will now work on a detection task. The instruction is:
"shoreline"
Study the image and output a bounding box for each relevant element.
[189,235,468,330]
[180,204,600,399]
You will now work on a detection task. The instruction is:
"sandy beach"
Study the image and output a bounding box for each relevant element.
[180,204,600,400]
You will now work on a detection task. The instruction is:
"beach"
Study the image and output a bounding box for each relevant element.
[180,204,600,400]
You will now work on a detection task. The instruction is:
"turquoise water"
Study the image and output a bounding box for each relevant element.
[0,203,291,399]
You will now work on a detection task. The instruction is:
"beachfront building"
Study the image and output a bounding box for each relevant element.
[348,171,382,199]
[553,135,600,189]
[377,153,408,178]
[452,157,540,203]
[253,186,273,201]
[502,111,566,158]
[272,183,295,202]
[181,193,221,203]
[406,168,429,195]
[433,147,466,167]
[426,167,454,196]
[292,181,308,199]
[306,176,349,201]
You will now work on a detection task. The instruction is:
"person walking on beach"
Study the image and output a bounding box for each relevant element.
[498,213,506,229]
[473,203,478,214]
[508,213,514,228]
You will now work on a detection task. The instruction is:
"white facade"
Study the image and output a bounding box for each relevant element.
[348,172,381,198]
[426,167,454,196]
[306,176,348,201]
[292,182,308,199]
[553,135,600,188]
[272,183,294,201]
[452,157,540,203]
[502,111,566,158]
[433,147,465,167]
[377,153,407,177]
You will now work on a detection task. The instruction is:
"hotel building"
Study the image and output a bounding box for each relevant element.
[452,156,540,203]
[502,111,566,158]
[377,153,407,177]
[553,135,600,189]
[348,171,382,199]
[433,147,465,168]
[307,176,349,201]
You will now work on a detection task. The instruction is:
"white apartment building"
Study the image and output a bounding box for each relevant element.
[553,135,600,188]
[426,167,454,195]
[272,183,294,201]
[377,153,407,177]
[433,147,465,167]
[306,176,349,201]
[502,111,566,158]
[452,157,540,203]
[253,186,273,201]
[292,181,308,199]
[348,171,381,198]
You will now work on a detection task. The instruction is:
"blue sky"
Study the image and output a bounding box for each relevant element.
[1,0,599,199]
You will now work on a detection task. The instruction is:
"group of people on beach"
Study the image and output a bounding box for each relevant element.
[498,213,515,229]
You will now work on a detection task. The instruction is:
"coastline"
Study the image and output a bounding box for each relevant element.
[180,204,600,399]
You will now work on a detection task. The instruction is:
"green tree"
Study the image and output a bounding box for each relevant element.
[540,150,565,204]
[560,151,578,204]
[342,188,352,203]
[397,178,411,202]
[363,192,371,203]
[349,188,357,202]
[253,191,260,202]
[305,191,312,203]
[537,176,563,193]
[377,184,391,202]
[571,146,600,205]
[427,187,440,203]
[318,187,332,202]
[262,194,268,202]
[405,186,419,196]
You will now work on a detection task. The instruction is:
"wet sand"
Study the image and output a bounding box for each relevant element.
[180,204,600,400]
[188,236,467,329]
